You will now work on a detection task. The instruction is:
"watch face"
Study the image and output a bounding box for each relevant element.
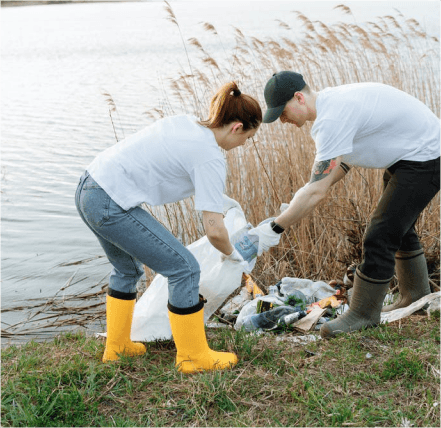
[271,221,284,234]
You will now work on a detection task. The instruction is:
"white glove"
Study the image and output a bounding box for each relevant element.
[280,203,290,213]
[221,248,245,263]
[248,222,281,256]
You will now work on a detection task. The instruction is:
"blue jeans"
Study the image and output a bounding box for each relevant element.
[75,172,201,308]
[359,157,440,280]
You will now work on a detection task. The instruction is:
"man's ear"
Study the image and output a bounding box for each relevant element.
[295,92,305,104]
[231,122,244,134]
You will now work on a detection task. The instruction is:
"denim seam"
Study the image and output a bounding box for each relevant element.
[129,255,142,277]
[186,271,197,306]
[75,176,89,226]
[125,210,199,307]
[99,194,111,227]
[125,210,196,275]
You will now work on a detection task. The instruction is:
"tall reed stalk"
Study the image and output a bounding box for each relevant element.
[149,4,440,290]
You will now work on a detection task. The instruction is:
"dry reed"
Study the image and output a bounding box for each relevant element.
[153,3,440,293]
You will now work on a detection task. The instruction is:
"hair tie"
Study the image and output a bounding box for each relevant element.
[232,89,241,97]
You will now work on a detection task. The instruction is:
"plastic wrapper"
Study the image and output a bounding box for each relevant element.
[280,277,336,303]
[219,286,251,322]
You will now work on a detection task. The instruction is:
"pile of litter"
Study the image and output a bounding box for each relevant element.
[219,273,349,334]
[215,272,440,336]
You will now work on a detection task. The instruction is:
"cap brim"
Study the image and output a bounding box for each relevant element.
[262,104,286,123]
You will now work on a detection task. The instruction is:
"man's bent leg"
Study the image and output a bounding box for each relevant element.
[322,158,439,338]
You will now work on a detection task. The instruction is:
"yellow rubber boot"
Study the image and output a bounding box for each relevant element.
[102,293,146,362]
[168,298,238,373]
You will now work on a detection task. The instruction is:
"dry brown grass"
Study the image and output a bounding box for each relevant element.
[154,4,440,292]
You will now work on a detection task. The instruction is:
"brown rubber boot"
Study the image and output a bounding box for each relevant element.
[382,249,431,312]
[320,268,391,339]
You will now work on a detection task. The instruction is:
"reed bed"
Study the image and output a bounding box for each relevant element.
[153,2,440,292]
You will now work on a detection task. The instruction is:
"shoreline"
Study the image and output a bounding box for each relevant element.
[1,0,147,7]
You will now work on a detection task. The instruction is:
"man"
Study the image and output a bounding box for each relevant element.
[249,71,440,338]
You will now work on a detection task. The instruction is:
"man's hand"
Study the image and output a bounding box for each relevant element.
[248,222,281,256]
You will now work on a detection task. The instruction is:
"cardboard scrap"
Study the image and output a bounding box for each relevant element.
[243,273,264,298]
[309,294,342,310]
[292,306,327,333]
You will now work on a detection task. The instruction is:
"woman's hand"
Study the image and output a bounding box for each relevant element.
[220,248,244,263]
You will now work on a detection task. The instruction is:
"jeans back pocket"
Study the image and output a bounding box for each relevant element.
[79,185,111,228]
[82,175,102,190]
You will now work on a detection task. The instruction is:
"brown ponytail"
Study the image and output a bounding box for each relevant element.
[199,82,262,131]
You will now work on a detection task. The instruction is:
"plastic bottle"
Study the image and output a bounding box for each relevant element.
[241,306,299,331]
[229,218,276,263]
[230,223,259,263]
[268,285,279,296]
[278,310,307,327]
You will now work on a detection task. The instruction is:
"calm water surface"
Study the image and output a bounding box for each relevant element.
[1,1,439,341]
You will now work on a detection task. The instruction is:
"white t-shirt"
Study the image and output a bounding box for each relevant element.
[311,83,440,169]
[87,115,226,212]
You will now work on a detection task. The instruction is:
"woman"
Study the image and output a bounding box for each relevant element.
[75,82,262,373]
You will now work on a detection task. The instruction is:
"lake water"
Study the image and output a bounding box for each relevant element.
[1,0,439,342]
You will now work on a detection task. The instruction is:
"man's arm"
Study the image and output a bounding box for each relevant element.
[275,156,349,229]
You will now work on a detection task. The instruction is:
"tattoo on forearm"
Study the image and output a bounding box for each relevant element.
[209,219,216,226]
[310,158,338,183]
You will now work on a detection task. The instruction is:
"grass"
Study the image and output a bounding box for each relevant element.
[1,311,440,427]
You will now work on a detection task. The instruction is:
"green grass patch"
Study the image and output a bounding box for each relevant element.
[1,314,440,427]
[380,349,425,381]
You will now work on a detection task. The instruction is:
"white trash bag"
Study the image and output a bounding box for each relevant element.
[130,195,255,342]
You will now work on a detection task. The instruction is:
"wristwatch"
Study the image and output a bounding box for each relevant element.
[270,221,285,234]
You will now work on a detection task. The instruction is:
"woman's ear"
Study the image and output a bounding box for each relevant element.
[231,122,244,134]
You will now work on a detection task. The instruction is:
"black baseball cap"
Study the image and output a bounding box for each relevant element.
[263,71,306,123]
